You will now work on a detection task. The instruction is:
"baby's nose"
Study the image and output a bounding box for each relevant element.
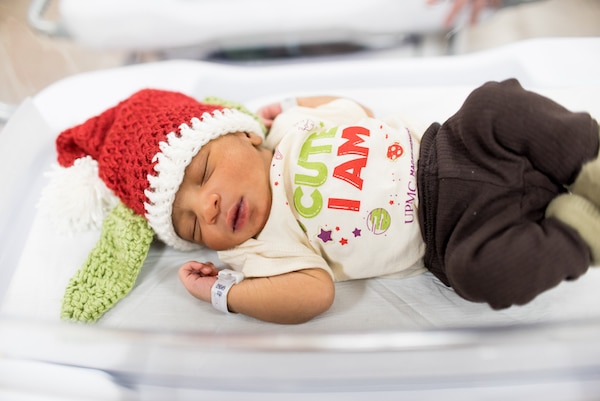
[202,193,220,224]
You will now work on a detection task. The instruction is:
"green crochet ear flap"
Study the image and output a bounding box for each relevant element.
[203,96,267,135]
[61,202,154,323]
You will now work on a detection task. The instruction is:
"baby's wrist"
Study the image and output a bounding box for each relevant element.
[211,269,244,314]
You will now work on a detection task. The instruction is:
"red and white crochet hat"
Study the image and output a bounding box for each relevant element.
[41,88,264,250]
[39,89,265,322]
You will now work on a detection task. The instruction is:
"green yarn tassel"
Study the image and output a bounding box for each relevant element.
[203,96,267,134]
[61,202,154,323]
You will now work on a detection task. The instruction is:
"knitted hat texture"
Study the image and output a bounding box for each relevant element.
[49,89,264,250]
[61,203,154,322]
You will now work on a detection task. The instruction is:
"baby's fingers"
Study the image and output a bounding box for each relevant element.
[180,261,218,277]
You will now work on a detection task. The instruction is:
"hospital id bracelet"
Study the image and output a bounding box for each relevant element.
[280,97,298,112]
[211,269,244,314]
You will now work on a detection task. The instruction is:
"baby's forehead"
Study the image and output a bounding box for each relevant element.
[186,130,244,161]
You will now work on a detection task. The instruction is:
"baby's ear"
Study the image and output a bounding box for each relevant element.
[246,131,264,146]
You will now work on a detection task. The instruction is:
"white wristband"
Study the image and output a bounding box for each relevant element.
[280,97,298,112]
[211,269,244,314]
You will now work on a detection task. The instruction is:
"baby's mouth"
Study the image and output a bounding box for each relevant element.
[227,198,248,232]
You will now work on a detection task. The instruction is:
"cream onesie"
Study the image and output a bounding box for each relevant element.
[219,99,426,281]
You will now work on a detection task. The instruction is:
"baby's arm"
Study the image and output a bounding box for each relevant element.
[179,262,334,324]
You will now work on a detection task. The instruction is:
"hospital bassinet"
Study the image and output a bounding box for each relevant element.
[1,37,600,400]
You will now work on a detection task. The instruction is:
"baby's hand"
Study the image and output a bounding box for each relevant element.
[257,102,283,129]
[178,261,220,303]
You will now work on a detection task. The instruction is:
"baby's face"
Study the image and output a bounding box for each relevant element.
[172,131,272,250]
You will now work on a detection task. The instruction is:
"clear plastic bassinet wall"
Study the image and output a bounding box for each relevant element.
[1,38,600,400]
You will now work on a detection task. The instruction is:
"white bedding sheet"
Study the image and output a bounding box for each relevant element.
[5,208,600,333]
[1,39,600,398]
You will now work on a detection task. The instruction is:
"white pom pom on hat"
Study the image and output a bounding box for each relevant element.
[39,156,119,233]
